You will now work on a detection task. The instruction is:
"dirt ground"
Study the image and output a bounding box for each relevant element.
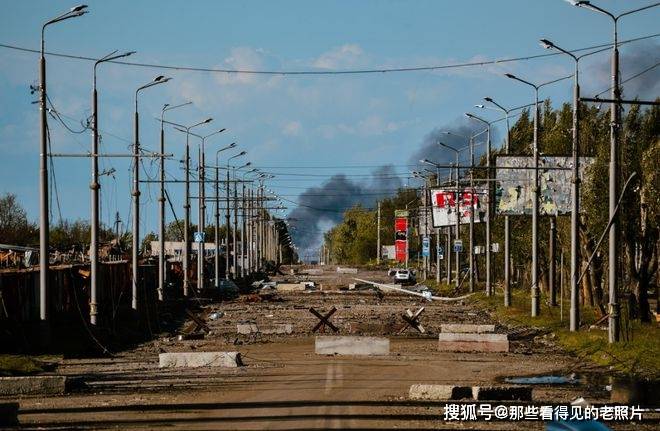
[7,267,658,430]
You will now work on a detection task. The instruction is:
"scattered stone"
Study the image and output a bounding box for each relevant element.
[315,336,389,355]
[0,375,67,396]
[409,384,473,400]
[440,324,495,333]
[159,352,243,368]
[437,332,509,352]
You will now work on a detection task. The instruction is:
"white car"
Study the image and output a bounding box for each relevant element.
[393,269,416,285]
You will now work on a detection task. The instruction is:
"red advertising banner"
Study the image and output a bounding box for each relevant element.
[394,211,409,262]
[395,240,407,262]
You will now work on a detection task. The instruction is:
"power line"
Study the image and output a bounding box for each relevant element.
[1,33,658,76]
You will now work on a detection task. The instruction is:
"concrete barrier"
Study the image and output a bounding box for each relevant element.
[0,375,66,396]
[438,332,509,352]
[315,336,389,355]
[237,323,293,335]
[336,267,358,274]
[159,352,243,368]
[472,385,532,401]
[441,324,495,333]
[276,283,307,292]
[303,268,323,275]
[409,384,473,400]
[0,403,19,426]
[409,385,531,401]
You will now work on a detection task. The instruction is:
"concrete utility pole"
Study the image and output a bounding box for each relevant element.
[549,217,557,306]
[468,135,475,293]
[133,75,170,310]
[159,101,191,301]
[505,73,540,317]
[226,151,246,278]
[570,0,659,341]
[39,4,88,322]
[164,118,212,296]
[481,97,512,306]
[377,201,381,264]
[466,112,493,296]
[91,50,134,323]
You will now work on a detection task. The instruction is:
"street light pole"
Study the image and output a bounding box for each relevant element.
[466,112,494,297]
[505,73,541,317]
[159,101,192,301]
[163,117,213,296]
[39,4,88,322]
[226,151,247,279]
[133,75,171,311]
[481,97,512,306]
[90,50,134,324]
[571,0,660,343]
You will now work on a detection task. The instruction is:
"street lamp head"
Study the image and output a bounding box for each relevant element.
[484,97,493,102]
[475,104,485,108]
[539,39,555,49]
[203,118,213,124]
[504,73,517,80]
[239,151,246,156]
[153,75,166,82]
[465,112,474,119]
[244,162,252,167]
[71,4,88,12]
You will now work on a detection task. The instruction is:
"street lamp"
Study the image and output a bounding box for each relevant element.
[233,161,252,277]
[90,49,134,325]
[226,151,247,278]
[163,117,212,296]
[241,168,259,277]
[212,143,237,286]
[178,128,226,291]
[132,75,171,311]
[158,101,192,301]
[465,112,495,297]
[505,72,543,317]
[478,97,513,306]
[569,0,660,341]
[39,4,88,322]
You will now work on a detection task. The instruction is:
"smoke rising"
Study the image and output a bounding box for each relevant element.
[287,164,402,256]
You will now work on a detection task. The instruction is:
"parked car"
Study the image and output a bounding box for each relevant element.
[392,269,416,285]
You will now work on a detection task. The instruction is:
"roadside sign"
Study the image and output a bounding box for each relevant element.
[453,239,463,253]
[194,231,205,243]
[491,243,500,252]
[422,236,430,257]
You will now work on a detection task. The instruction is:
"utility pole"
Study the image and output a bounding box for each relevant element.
[159,101,191,301]
[214,167,220,287]
[469,135,475,293]
[377,201,381,264]
[39,4,88,322]
[549,217,557,306]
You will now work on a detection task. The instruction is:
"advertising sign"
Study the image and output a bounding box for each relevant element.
[430,188,486,228]
[422,236,430,257]
[395,210,408,262]
[495,156,594,215]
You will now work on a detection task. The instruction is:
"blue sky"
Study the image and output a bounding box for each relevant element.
[1,0,658,252]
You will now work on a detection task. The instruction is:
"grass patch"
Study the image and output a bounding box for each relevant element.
[0,355,47,376]
[470,289,660,379]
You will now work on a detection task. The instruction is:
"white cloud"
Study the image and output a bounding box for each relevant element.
[313,44,366,69]
[213,47,267,86]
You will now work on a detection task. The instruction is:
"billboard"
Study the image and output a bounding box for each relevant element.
[430,188,486,228]
[394,210,408,262]
[495,156,594,215]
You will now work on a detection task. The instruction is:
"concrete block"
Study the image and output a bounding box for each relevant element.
[472,386,532,401]
[276,283,307,292]
[441,324,495,333]
[237,323,293,335]
[0,403,19,426]
[0,375,66,396]
[315,336,389,355]
[336,267,358,274]
[409,384,473,400]
[438,332,509,352]
[303,268,323,275]
[159,352,243,368]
